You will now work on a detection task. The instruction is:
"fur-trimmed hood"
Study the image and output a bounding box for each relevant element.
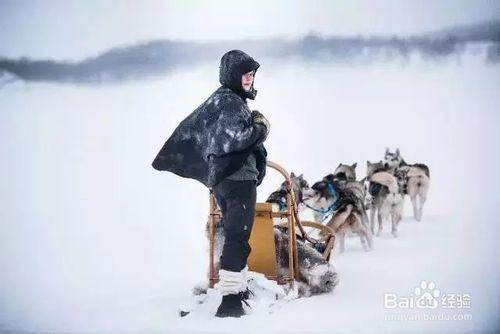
[219,50,260,100]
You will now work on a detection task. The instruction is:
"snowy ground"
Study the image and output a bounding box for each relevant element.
[1,50,499,333]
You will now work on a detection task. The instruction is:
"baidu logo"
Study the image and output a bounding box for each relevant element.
[384,280,470,310]
[413,280,440,309]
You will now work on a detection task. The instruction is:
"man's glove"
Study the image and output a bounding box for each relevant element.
[254,144,267,186]
[251,110,270,141]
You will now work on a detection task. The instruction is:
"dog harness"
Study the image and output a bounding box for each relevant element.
[305,181,341,223]
[276,199,287,211]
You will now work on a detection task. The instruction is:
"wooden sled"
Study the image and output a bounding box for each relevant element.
[208,160,336,290]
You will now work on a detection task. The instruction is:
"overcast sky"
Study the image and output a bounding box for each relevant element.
[0,0,499,60]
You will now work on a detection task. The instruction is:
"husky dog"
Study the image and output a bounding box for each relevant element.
[365,160,387,213]
[266,172,310,211]
[323,173,370,227]
[209,214,339,297]
[383,148,430,177]
[383,148,430,221]
[383,148,406,174]
[302,176,373,253]
[366,161,404,237]
[333,163,357,182]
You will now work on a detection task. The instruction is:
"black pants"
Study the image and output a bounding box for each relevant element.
[212,179,257,272]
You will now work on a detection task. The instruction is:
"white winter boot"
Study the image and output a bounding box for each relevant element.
[214,267,249,317]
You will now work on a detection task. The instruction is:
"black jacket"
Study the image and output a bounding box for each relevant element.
[152,50,268,188]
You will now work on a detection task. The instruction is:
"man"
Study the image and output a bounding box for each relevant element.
[152,50,270,317]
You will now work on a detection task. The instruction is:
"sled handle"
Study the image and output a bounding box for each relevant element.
[266,160,299,284]
[266,161,319,245]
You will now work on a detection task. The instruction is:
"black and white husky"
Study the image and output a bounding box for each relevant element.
[333,163,357,182]
[383,148,430,221]
[302,174,373,253]
[330,163,371,227]
[266,172,310,212]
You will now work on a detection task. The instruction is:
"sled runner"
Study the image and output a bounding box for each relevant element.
[208,160,336,289]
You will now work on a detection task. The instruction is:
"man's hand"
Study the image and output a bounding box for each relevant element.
[251,110,270,140]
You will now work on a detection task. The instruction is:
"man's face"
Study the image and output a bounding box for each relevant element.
[241,70,255,91]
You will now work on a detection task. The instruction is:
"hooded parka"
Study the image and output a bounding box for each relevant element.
[152,50,268,188]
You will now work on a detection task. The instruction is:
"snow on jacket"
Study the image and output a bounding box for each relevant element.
[152,50,268,188]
